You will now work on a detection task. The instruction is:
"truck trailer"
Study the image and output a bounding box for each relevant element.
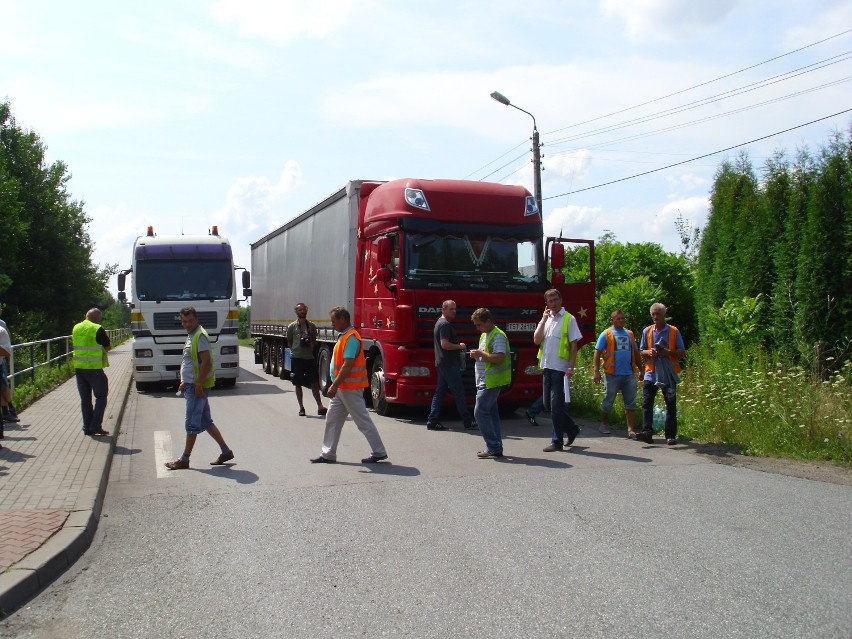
[118,226,251,391]
[250,178,595,415]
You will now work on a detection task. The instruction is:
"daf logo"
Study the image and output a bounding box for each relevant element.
[418,306,442,314]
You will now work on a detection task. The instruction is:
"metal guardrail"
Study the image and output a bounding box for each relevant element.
[7,328,131,390]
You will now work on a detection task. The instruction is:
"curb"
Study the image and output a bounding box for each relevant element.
[0,364,133,616]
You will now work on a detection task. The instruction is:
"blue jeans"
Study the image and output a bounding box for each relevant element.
[474,386,502,453]
[542,368,579,444]
[183,386,214,435]
[427,363,471,425]
[75,369,108,433]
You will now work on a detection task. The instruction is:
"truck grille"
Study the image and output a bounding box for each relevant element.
[153,311,218,332]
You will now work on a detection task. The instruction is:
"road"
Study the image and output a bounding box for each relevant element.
[1,348,850,638]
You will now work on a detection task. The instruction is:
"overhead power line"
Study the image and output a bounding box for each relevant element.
[544,108,852,199]
[544,28,852,137]
[546,52,852,148]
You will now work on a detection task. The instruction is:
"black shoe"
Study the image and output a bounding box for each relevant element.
[635,431,654,444]
[566,431,579,446]
[427,422,448,431]
[310,455,336,464]
[464,420,477,430]
[524,411,538,426]
[476,450,503,459]
[543,443,563,452]
[298,408,306,416]
[362,454,388,464]
[666,438,676,446]
[91,429,110,436]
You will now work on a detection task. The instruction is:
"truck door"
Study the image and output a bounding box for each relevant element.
[362,234,399,338]
[546,237,596,345]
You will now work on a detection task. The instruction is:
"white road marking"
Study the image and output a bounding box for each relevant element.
[154,430,175,478]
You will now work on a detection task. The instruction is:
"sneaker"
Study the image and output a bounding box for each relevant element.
[427,422,448,431]
[464,420,477,430]
[635,431,654,444]
[91,430,110,436]
[361,454,388,464]
[627,431,637,440]
[476,450,503,459]
[211,450,234,465]
[524,411,538,426]
[298,408,306,416]
[666,438,677,446]
[599,424,611,435]
[317,407,328,416]
[165,458,189,470]
[310,455,336,464]
[543,442,563,452]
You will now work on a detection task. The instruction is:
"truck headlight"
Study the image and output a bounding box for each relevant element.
[400,366,430,377]
[220,346,238,355]
[135,349,153,358]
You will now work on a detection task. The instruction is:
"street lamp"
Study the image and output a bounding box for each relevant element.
[490,91,542,214]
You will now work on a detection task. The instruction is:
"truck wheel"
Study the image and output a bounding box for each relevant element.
[135,381,156,392]
[263,341,272,374]
[316,345,331,394]
[370,355,395,416]
[220,378,237,389]
[271,341,280,377]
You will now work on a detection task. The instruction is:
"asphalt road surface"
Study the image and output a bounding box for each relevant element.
[2,348,850,638]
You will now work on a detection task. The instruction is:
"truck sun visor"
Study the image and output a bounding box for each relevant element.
[135,243,233,260]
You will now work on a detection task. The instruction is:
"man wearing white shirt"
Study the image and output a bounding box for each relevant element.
[534,289,582,451]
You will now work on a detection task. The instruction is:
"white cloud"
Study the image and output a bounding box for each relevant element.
[209,0,361,43]
[645,195,709,236]
[600,0,740,40]
[211,161,305,268]
[665,171,710,194]
[543,203,602,238]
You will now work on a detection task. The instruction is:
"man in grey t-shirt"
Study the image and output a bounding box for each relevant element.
[425,300,473,431]
[286,303,327,417]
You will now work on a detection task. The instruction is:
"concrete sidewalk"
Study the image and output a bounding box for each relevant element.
[0,341,133,616]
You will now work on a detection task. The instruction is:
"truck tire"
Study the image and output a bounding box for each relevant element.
[220,378,237,389]
[135,381,156,392]
[263,340,272,374]
[271,341,281,377]
[369,355,395,416]
[316,345,332,394]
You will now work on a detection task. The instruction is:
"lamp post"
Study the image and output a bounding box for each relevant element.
[490,91,542,214]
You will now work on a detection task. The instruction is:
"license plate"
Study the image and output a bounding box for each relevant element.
[506,322,536,332]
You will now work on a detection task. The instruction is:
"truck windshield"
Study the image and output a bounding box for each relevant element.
[404,233,543,290]
[134,259,233,301]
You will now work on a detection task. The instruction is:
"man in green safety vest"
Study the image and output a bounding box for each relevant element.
[72,308,112,436]
[164,306,234,470]
[469,307,510,459]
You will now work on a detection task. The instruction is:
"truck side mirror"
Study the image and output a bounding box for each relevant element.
[117,272,126,292]
[551,242,565,270]
[242,271,251,289]
[243,288,252,298]
[118,291,126,302]
[376,237,392,265]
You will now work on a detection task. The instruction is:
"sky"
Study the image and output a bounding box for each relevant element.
[2,0,851,296]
